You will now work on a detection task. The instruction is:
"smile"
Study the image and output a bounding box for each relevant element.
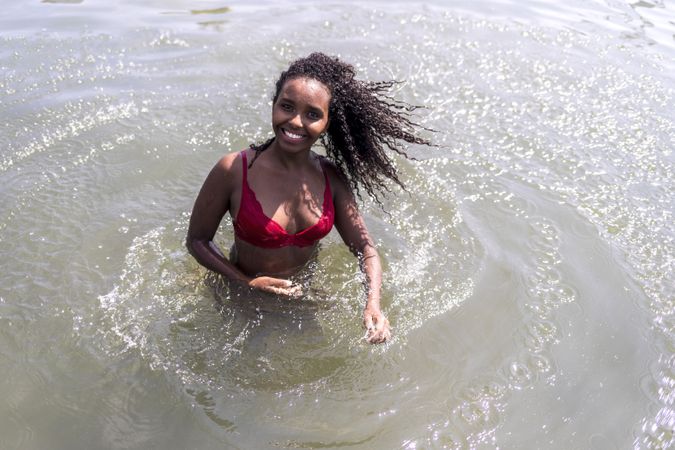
[282,128,307,140]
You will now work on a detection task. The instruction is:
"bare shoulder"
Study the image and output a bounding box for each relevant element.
[217,149,245,173]
[209,149,246,186]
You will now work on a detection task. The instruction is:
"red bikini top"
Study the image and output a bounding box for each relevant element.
[234,151,335,248]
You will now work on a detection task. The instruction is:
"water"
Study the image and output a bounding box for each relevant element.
[1,0,673,448]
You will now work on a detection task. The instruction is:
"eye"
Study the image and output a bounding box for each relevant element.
[307,110,322,120]
[279,103,293,111]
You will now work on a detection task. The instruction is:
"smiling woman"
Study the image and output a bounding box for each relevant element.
[186,52,432,344]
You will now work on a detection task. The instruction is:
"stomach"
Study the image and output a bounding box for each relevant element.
[232,238,320,278]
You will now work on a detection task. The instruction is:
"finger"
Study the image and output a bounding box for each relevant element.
[261,285,281,295]
[365,328,379,343]
[268,278,293,288]
[260,284,289,295]
[366,331,385,344]
[285,284,303,298]
[382,327,392,342]
[366,326,391,344]
[270,284,303,298]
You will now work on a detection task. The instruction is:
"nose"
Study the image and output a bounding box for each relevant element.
[288,113,303,129]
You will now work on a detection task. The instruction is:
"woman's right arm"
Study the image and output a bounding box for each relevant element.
[186,154,252,284]
[186,154,301,297]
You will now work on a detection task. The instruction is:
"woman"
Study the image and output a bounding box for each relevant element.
[186,53,430,344]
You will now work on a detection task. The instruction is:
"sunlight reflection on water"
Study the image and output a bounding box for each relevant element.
[1,1,673,448]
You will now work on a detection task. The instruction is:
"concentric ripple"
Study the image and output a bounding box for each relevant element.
[1,0,673,448]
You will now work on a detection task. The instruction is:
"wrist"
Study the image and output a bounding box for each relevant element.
[364,298,381,311]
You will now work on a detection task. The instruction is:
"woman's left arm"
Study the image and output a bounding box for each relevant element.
[330,168,391,344]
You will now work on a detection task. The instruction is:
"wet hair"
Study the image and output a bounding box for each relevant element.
[250,52,432,202]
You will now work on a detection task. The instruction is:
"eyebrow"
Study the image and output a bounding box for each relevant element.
[278,96,326,113]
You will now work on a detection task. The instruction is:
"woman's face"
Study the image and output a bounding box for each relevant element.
[272,77,331,153]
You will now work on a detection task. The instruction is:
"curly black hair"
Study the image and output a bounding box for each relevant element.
[250,52,432,202]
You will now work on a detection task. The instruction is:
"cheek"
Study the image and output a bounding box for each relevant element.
[314,120,329,136]
[319,115,330,132]
[271,108,284,126]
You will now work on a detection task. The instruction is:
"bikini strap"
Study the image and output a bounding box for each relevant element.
[315,156,324,177]
[240,150,248,184]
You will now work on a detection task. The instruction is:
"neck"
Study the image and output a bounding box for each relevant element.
[266,141,313,170]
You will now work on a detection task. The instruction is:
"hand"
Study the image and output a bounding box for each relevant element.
[248,276,302,298]
[363,306,391,344]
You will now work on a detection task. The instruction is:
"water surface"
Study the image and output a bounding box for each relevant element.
[1,1,674,448]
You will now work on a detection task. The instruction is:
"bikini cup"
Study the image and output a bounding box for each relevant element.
[233,151,335,249]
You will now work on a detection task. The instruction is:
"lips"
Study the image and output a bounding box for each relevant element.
[281,127,307,141]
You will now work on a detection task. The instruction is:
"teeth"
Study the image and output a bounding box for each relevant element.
[284,129,305,139]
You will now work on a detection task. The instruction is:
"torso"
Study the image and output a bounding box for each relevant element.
[229,148,334,277]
